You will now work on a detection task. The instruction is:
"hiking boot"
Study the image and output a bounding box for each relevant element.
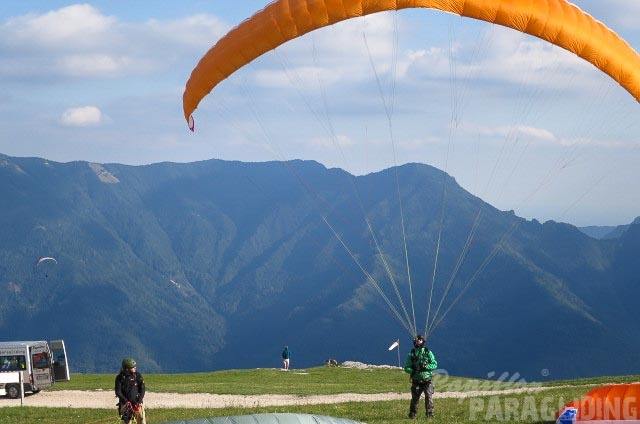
[408,413,416,420]
[426,411,434,418]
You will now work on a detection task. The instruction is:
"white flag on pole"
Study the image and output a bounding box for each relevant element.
[388,340,399,351]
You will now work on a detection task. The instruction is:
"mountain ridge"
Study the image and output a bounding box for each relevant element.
[0,153,638,380]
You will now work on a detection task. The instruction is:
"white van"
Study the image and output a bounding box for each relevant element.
[0,340,70,399]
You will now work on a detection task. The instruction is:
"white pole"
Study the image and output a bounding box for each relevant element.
[19,372,24,406]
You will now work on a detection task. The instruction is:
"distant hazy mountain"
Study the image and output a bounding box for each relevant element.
[0,153,638,380]
[579,218,640,240]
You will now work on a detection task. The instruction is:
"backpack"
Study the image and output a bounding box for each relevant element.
[410,347,430,373]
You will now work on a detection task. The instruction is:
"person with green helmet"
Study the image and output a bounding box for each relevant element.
[115,358,146,424]
[404,335,438,419]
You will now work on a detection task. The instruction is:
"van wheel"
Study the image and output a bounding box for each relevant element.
[6,384,20,399]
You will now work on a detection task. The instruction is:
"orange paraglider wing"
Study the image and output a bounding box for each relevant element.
[556,383,640,421]
[183,0,640,128]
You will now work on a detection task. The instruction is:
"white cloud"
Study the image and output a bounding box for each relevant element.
[461,123,556,143]
[557,136,640,149]
[477,29,592,86]
[141,14,228,50]
[308,134,354,149]
[0,5,229,80]
[2,4,114,50]
[57,54,132,77]
[462,123,638,149]
[403,25,593,95]
[572,0,640,32]
[398,135,444,150]
[60,106,104,127]
[254,66,343,90]
[402,46,454,79]
[256,12,399,89]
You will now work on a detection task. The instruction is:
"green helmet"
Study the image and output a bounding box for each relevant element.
[122,358,136,369]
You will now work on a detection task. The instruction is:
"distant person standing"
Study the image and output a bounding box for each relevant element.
[281,346,291,370]
[115,358,146,424]
[404,335,438,419]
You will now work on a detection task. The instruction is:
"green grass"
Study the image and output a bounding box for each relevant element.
[3,367,638,424]
[50,366,412,395]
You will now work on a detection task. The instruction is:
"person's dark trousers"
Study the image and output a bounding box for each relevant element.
[409,379,434,418]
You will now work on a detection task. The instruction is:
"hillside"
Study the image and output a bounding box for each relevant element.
[0,153,638,380]
[578,220,637,239]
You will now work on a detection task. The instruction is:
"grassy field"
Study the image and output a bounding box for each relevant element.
[1,367,637,424]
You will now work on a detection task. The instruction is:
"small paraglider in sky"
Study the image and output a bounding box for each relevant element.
[35,256,58,277]
[36,257,57,266]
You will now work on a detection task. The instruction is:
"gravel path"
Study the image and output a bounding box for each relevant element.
[1,363,576,409]
[0,386,560,409]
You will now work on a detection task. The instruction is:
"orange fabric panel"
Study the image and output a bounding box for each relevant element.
[558,383,640,421]
[323,0,350,21]
[288,0,317,34]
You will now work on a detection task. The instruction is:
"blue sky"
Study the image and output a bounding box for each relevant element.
[1,1,639,226]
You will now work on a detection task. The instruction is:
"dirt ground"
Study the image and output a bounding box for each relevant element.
[0,362,563,409]
[0,386,556,409]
